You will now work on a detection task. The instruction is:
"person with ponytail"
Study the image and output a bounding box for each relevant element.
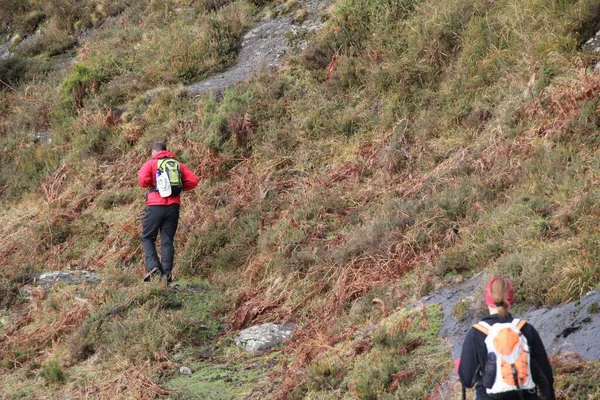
[456,277,556,400]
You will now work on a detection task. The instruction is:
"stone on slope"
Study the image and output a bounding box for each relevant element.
[235,322,296,353]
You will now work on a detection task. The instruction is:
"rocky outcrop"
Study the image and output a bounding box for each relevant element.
[421,273,600,361]
[528,289,600,360]
[420,275,483,359]
[421,275,600,400]
[36,270,101,286]
[186,0,329,96]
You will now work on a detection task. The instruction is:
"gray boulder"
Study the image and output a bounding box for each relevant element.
[235,322,296,353]
[20,270,102,300]
[36,270,102,286]
[420,274,484,358]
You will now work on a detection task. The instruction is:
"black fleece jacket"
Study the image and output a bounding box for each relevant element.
[458,313,556,400]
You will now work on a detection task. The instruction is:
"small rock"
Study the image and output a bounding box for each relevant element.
[0,311,7,329]
[179,366,192,376]
[353,323,378,340]
[0,42,12,60]
[583,30,600,53]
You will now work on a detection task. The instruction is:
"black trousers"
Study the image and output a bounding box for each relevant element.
[141,204,180,275]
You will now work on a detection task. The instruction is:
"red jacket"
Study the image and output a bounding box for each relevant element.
[138,150,199,205]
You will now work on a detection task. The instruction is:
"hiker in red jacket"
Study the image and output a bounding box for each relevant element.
[457,277,555,400]
[138,142,199,284]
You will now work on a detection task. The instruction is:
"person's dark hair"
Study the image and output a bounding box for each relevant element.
[152,142,167,152]
[489,278,512,318]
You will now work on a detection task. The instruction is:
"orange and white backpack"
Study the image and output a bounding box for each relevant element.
[472,319,536,395]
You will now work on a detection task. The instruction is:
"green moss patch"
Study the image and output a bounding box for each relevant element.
[165,349,280,399]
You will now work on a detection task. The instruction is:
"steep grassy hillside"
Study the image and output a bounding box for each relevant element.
[2,0,600,398]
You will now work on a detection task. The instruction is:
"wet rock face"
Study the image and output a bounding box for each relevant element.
[420,275,485,359]
[235,322,296,353]
[528,290,600,360]
[421,274,600,361]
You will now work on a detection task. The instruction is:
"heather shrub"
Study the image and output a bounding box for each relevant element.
[41,360,66,384]
[199,89,255,153]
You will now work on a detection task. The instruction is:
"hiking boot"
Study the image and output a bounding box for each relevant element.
[159,273,173,285]
[143,266,161,282]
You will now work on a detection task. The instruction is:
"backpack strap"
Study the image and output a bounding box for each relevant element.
[472,321,492,335]
[157,157,170,171]
[512,318,527,330]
